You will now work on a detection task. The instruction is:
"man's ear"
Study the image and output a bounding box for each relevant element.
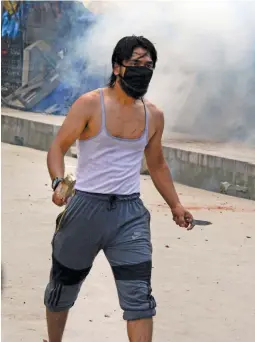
[113,63,120,76]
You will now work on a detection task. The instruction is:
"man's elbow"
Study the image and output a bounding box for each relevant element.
[48,140,67,156]
[47,142,65,162]
[147,157,168,174]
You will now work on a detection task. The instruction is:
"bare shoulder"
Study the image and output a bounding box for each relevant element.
[144,99,164,136]
[144,99,163,119]
[73,89,100,109]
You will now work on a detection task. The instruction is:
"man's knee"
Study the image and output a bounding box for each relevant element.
[112,260,157,321]
[44,256,91,312]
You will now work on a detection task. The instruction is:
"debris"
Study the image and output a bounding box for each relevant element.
[220,181,249,195]
[165,245,170,248]
[220,181,232,194]
[236,185,248,193]
[104,314,110,318]
[246,236,252,239]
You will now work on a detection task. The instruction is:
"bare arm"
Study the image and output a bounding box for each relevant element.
[47,95,91,180]
[144,110,181,209]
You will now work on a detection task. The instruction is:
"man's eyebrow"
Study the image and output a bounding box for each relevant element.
[131,52,150,59]
[130,54,153,63]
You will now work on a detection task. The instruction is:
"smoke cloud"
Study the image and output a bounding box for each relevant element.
[80,0,255,145]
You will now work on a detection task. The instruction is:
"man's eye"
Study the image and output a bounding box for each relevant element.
[133,61,139,66]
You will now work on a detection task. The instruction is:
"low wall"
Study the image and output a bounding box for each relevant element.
[1,110,254,200]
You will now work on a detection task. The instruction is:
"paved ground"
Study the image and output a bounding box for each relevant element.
[2,143,255,342]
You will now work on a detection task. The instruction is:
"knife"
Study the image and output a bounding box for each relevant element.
[191,219,212,226]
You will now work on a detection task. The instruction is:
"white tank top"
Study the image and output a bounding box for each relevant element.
[75,89,149,195]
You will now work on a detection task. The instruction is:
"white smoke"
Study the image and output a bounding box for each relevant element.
[80,0,255,144]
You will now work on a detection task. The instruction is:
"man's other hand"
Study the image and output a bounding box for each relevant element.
[171,203,194,230]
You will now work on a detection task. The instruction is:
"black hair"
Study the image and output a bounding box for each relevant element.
[108,35,157,88]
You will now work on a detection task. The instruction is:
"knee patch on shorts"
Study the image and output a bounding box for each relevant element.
[52,255,91,286]
[112,260,152,282]
[112,261,156,320]
[44,256,91,311]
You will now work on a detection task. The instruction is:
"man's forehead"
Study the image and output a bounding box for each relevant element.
[131,49,152,60]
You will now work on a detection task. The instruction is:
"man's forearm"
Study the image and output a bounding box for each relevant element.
[47,145,65,180]
[149,162,181,209]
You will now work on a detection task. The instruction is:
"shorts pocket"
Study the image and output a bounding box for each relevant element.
[56,208,68,232]
[51,209,67,248]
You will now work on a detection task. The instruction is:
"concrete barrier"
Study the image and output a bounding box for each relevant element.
[1,109,72,156]
[162,146,255,200]
[1,108,255,200]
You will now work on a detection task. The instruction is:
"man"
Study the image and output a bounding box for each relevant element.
[44,35,193,342]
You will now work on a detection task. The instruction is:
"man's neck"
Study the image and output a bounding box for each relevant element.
[110,84,138,106]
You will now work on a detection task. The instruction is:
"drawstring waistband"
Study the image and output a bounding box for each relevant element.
[108,195,117,211]
[74,190,140,211]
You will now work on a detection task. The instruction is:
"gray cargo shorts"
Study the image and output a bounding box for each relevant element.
[44,190,156,321]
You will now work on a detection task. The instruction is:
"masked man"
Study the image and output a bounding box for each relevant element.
[44,35,193,342]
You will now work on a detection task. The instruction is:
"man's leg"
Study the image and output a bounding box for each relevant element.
[46,309,69,342]
[44,256,92,342]
[104,197,156,342]
[44,193,101,342]
[127,318,153,342]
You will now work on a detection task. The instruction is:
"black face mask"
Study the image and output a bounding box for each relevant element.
[118,66,153,99]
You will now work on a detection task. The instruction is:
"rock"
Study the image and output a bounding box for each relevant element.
[220,181,232,194]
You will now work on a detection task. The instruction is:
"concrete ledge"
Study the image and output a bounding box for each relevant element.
[1,109,255,200]
[162,146,255,200]
[1,110,71,157]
